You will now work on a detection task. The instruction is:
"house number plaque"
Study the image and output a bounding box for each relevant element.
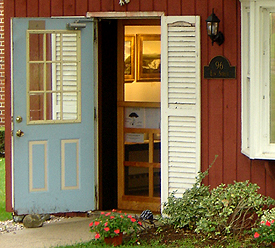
[204,56,236,79]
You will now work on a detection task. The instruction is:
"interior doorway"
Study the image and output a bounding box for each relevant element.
[98,18,161,211]
[117,19,161,212]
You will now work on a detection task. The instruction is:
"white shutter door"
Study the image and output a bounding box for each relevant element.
[161,16,201,202]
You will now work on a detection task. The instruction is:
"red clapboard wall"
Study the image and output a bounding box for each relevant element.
[0,0,4,127]
[4,0,273,212]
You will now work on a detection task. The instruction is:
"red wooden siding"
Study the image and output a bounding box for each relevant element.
[0,0,4,127]
[4,0,275,212]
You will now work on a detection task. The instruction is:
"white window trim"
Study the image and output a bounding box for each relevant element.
[240,0,275,159]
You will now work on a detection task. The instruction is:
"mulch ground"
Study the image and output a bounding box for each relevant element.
[124,224,262,247]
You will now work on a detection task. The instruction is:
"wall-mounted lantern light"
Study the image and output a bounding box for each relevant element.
[206,9,224,46]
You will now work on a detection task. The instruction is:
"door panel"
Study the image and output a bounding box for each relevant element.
[12,18,95,214]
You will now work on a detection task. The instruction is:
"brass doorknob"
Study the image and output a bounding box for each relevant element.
[16,116,23,123]
[16,130,24,137]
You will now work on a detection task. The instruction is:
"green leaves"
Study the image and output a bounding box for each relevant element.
[161,155,275,239]
[195,180,275,237]
[89,210,142,239]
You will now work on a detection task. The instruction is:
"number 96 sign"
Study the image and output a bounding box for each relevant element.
[204,56,236,79]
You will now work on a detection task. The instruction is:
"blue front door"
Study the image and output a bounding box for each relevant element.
[12,18,95,214]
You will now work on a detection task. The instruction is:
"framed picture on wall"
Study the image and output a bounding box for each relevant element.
[124,35,135,82]
[137,34,161,82]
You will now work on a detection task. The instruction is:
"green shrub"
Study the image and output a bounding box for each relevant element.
[161,156,217,230]
[161,155,275,238]
[195,180,275,237]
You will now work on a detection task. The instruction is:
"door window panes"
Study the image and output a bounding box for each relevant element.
[27,31,81,124]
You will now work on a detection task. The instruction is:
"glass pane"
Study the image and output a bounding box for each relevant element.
[54,63,61,91]
[62,63,78,91]
[46,33,53,61]
[271,13,275,143]
[62,33,77,61]
[142,40,161,75]
[125,133,148,162]
[46,93,61,120]
[55,34,61,61]
[46,63,53,90]
[45,62,62,91]
[125,40,132,75]
[153,141,161,163]
[125,107,160,129]
[62,92,78,120]
[125,166,149,196]
[29,33,44,61]
[153,168,161,197]
[29,64,44,91]
[29,94,44,121]
[27,30,81,124]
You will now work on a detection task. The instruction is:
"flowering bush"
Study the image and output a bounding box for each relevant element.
[89,209,142,239]
[253,220,275,244]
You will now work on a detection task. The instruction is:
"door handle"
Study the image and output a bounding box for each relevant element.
[16,130,24,137]
[16,116,23,123]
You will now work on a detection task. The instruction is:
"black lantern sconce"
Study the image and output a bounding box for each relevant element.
[206,9,224,46]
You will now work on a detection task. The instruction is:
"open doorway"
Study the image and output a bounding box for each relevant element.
[117,19,161,211]
[98,18,161,211]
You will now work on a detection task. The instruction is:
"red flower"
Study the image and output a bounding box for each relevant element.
[101,212,105,215]
[110,216,115,219]
[105,212,111,216]
[114,229,120,234]
[104,222,108,226]
[138,221,142,226]
[94,221,100,226]
[266,221,271,226]
[272,220,275,224]
[120,215,124,218]
[127,215,132,218]
[95,233,100,239]
[131,218,137,222]
[112,209,116,212]
[104,227,110,232]
[89,222,93,227]
[254,232,260,238]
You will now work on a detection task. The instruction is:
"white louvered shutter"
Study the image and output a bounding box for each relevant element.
[161,16,201,202]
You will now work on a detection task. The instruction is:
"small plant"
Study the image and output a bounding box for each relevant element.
[253,219,275,245]
[89,209,142,240]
